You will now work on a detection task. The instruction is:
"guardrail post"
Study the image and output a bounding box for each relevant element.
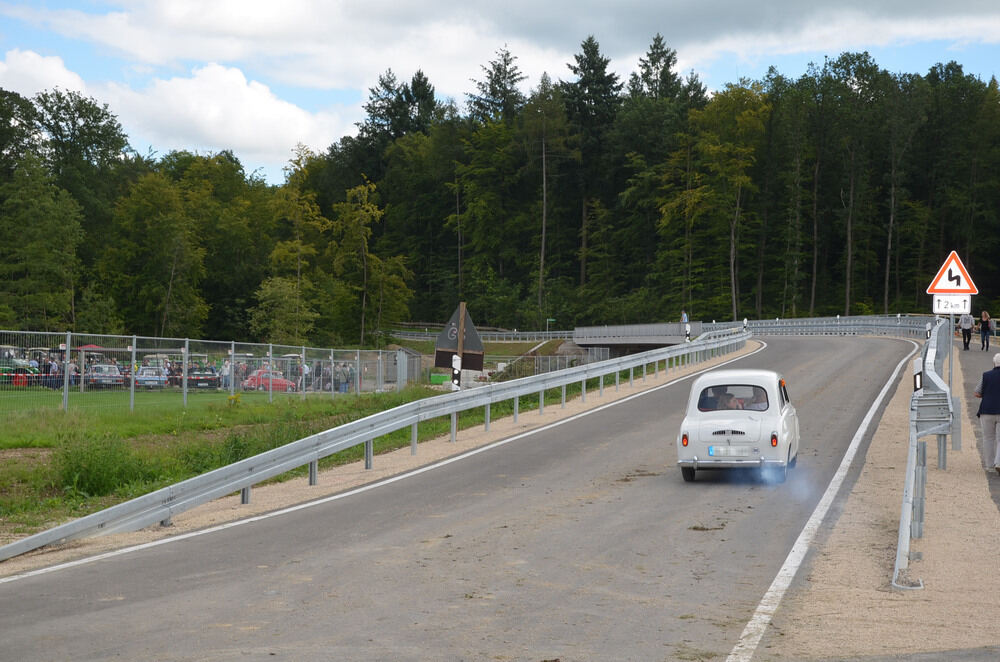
[642,362,647,382]
[561,384,566,408]
[450,411,457,442]
[309,460,318,485]
[411,422,418,455]
[365,439,373,469]
[581,379,586,403]
[514,396,519,422]
[937,434,947,470]
[615,371,619,392]
[241,486,251,504]
[539,389,545,415]
[599,374,604,396]
[914,441,926,538]
[952,395,962,450]
[485,402,491,431]
[629,367,633,387]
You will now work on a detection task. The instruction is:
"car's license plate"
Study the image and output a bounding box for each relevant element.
[708,446,748,457]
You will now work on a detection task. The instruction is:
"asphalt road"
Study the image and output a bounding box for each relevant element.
[0,336,914,662]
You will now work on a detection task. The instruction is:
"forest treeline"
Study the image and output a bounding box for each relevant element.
[2,35,999,346]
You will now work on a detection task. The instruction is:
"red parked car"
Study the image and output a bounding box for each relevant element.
[241,369,296,392]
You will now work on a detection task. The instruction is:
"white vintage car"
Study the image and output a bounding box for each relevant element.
[676,368,800,483]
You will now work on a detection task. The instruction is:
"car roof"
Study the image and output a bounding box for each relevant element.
[691,368,782,390]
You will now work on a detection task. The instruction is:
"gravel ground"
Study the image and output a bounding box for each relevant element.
[3,338,999,660]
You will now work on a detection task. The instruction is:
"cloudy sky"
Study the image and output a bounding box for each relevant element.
[2,1,998,184]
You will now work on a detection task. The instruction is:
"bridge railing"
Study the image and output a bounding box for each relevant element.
[893,317,957,590]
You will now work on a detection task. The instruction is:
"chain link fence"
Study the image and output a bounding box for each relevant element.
[0,330,422,418]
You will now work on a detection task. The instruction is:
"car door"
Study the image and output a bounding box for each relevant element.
[778,377,799,459]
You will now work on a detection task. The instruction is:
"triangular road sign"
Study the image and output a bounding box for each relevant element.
[927,251,978,294]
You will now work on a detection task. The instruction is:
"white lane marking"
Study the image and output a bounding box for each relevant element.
[1,342,767,585]
[726,339,918,662]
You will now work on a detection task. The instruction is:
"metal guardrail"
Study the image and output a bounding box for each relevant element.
[391,329,574,342]
[0,315,939,563]
[0,328,750,562]
[892,317,956,590]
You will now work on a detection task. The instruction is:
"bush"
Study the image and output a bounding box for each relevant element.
[55,436,157,497]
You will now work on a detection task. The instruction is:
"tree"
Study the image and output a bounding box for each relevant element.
[0,154,82,330]
[690,81,769,320]
[102,172,207,336]
[467,46,527,124]
[330,181,408,344]
[0,89,39,182]
[627,34,682,100]
[562,36,623,286]
[33,88,129,270]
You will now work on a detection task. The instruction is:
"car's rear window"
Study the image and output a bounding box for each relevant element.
[697,384,768,412]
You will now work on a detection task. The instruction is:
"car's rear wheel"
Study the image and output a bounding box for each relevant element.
[286,385,294,392]
[681,466,696,482]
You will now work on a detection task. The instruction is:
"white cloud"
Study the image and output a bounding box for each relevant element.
[100,63,356,171]
[0,48,87,96]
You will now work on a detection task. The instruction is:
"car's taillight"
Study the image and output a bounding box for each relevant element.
[770,433,778,447]
[682,433,689,447]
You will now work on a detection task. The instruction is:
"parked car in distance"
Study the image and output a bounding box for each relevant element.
[133,366,168,389]
[0,358,40,386]
[186,368,221,389]
[84,364,125,389]
[242,369,296,392]
[676,368,799,483]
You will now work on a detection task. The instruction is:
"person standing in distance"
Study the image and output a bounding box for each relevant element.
[960,311,975,350]
[680,309,688,324]
[981,310,992,351]
[975,353,1000,475]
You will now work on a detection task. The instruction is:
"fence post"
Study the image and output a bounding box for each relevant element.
[396,349,406,392]
[129,335,136,412]
[300,346,306,400]
[355,350,361,394]
[268,344,273,403]
[230,341,236,397]
[330,349,336,399]
[62,331,70,411]
[183,339,189,408]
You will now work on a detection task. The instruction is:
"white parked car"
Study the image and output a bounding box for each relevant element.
[676,369,800,483]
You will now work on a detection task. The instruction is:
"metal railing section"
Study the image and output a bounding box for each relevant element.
[892,317,956,590]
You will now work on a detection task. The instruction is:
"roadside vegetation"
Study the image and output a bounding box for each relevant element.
[0,338,598,541]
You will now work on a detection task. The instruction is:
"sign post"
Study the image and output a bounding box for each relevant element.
[927,251,978,416]
[434,302,485,391]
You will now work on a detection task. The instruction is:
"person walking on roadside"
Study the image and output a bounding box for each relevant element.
[960,311,975,350]
[975,353,1000,474]
[981,310,992,351]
